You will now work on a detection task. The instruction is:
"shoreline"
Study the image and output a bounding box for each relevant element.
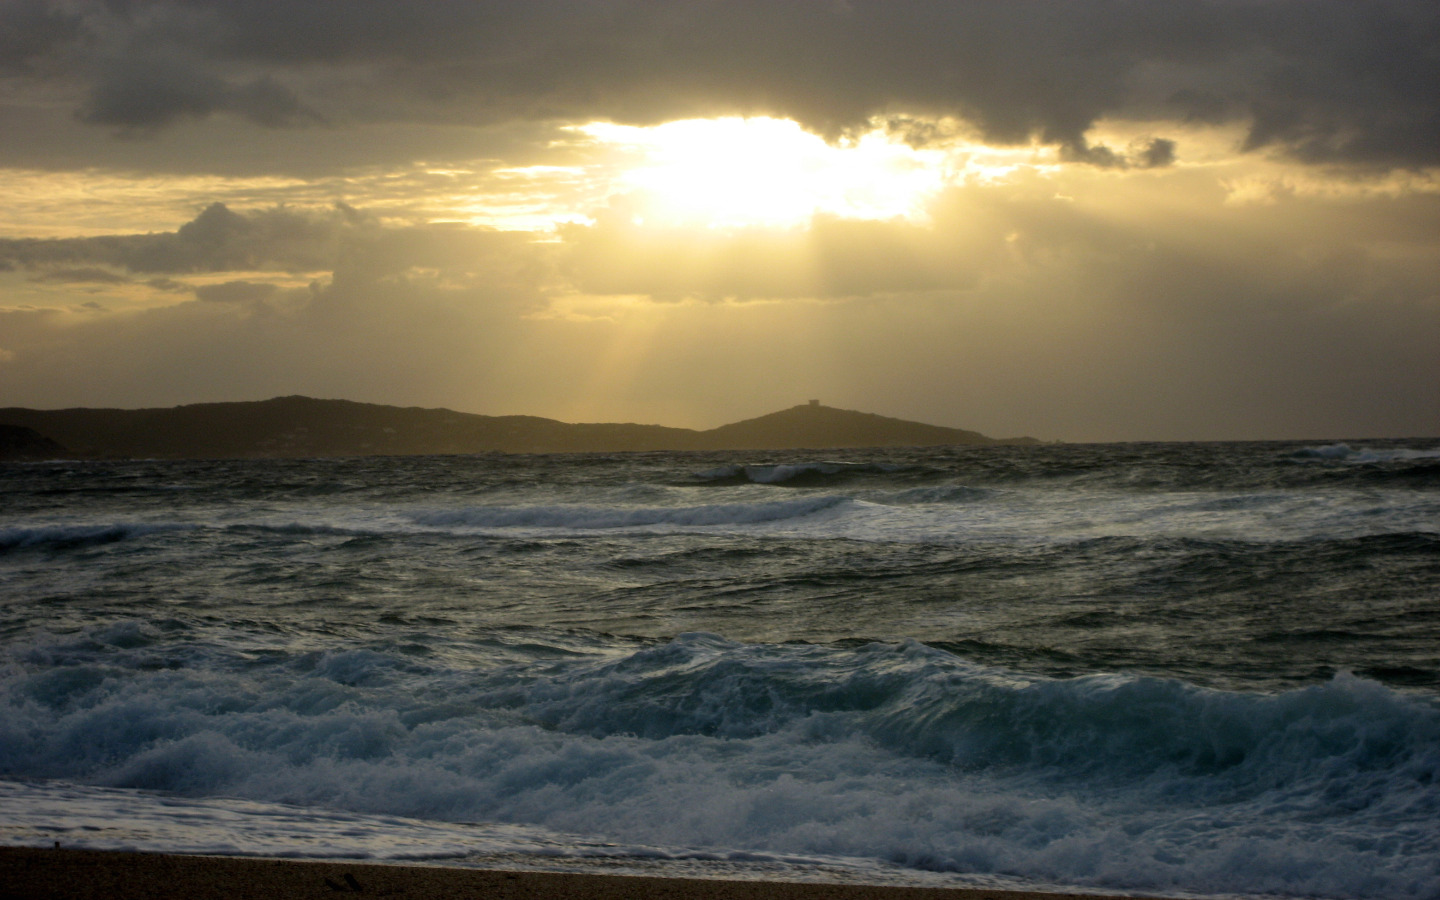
[0,847,1168,900]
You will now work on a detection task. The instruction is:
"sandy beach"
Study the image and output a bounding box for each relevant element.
[0,847,1166,900]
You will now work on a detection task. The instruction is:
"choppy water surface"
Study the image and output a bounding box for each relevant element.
[3,441,1438,898]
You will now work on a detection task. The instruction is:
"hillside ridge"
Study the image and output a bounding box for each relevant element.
[0,396,1038,459]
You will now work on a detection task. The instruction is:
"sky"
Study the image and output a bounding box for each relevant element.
[0,1,1437,442]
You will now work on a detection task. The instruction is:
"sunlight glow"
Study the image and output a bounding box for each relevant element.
[578,117,958,229]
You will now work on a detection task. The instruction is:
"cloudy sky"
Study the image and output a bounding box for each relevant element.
[1,0,1436,441]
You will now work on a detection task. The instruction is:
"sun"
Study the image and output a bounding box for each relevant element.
[455,116,1049,232]
[577,117,958,229]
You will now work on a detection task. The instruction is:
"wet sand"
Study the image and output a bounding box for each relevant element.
[0,847,1164,900]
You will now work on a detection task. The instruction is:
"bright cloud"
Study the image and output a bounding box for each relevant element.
[576,117,957,229]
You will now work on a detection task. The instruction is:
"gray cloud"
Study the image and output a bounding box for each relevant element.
[28,266,131,284]
[78,54,319,133]
[0,202,366,275]
[1060,137,1178,169]
[0,202,559,318]
[5,0,1436,168]
[0,0,82,75]
[193,280,277,304]
[1137,138,1177,169]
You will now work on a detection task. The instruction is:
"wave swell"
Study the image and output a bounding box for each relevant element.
[1292,443,1440,463]
[693,462,921,486]
[0,523,189,554]
[409,496,850,530]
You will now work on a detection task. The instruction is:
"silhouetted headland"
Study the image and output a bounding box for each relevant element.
[0,396,1039,460]
[0,423,71,461]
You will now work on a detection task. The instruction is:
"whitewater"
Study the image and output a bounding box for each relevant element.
[2,440,1438,898]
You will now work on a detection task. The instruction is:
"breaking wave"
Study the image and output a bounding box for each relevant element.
[0,523,191,554]
[1291,443,1440,463]
[2,632,1437,899]
[409,496,851,530]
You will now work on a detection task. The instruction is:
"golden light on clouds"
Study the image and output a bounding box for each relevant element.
[0,168,313,238]
[576,117,960,229]
[1,0,1437,440]
[0,114,1060,238]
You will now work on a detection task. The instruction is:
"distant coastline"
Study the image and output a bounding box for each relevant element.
[0,396,1039,460]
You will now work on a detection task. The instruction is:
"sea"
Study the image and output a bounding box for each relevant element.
[2,440,1438,899]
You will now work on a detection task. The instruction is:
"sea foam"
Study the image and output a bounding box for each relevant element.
[6,443,1440,899]
[3,630,1436,899]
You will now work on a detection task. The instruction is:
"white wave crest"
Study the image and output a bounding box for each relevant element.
[410,496,850,531]
[1292,443,1440,462]
[3,635,1437,900]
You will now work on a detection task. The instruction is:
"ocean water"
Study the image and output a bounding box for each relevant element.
[2,441,1439,898]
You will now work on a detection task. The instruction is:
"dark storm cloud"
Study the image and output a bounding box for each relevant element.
[5,1,1436,168]
[78,57,319,132]
[0,0,82,74]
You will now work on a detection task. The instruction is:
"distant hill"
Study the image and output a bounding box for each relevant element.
[0,424,71,461]
[705,403,998,450]
[0,397,1037,460]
